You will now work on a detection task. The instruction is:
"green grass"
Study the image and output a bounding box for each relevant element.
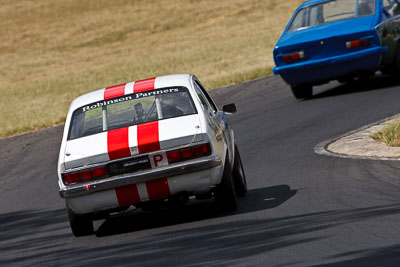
[0,0,301,137]
[371,118,400,147]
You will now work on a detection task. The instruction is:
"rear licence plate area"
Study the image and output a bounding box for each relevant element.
[108,155,151,176]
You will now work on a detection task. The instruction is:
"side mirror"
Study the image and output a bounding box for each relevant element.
[222,103,237,114]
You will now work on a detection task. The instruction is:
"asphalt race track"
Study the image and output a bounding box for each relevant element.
[2,75,400,266]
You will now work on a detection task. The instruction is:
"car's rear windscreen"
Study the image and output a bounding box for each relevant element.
[68,87,197,140]
[287,0,376,32]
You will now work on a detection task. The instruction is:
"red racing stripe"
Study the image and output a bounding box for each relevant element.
[137,121,160,154]
[107,127,131,160]
[146,178,170,201]
[116,184,140,206]
[104,83,126,99]
[133,77,155,92]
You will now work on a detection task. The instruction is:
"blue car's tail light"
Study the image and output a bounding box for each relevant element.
[283,51,305,63]
[346,39,369,49]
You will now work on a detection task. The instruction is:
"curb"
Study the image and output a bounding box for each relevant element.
[314,114,400,161]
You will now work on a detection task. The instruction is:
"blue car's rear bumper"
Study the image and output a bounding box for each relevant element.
[273,46,387,86]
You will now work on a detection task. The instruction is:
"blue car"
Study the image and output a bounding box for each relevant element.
[273,0,400,99]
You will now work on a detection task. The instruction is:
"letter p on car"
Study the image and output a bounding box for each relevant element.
[150,151,168,168]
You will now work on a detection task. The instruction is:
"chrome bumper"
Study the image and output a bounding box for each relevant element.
[59,155,222,198]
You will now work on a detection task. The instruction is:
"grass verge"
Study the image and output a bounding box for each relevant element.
[371,117,400,147]
[0,0,301,137]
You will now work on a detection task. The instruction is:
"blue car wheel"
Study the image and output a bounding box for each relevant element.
[395,42,400,75]
[290,84,313,100]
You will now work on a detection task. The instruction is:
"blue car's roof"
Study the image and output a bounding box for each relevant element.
[279,0,382,38]
[298,0,330,8]
[297,0,383,10]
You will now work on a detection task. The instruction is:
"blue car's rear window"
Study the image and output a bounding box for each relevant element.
[287,0,376,32]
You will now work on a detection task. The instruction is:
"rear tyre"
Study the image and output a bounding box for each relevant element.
[394,41,400,79]
[290,84,313,99]
[66,202,94,237]
[338,75,355,84]
[215,157,238,211]
[381,67,393,76]
[357,71,374,83]
[232,144,247,197]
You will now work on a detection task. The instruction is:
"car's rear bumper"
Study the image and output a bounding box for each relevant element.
[273,46,387,85]
[61,156,224,214]
[60,155,222,198]
[67,166,223,214]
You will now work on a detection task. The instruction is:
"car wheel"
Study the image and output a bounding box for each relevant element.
[357,71,374,83]
[338,74,355,84]
[66,202,94,237]
[394,41,400,79]
[214,157,238,211]
[290,84,313,99]
[232,144,247,197]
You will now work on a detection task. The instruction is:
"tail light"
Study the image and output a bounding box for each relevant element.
[283,51,305,63]
[166,150,181,162]
[182,148,193,159]
[63,166,108,185]
[167,143,211,164]
[346,39,368,49]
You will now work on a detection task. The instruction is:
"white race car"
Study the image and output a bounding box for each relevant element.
[57,74,247,236]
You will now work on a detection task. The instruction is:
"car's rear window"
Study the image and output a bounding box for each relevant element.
[68,87,197,140]
[287,0,376,32]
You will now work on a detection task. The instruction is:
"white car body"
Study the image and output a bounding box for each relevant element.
[57,74,242,225]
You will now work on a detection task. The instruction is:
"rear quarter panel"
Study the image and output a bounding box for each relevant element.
[188,79,228,178]
[189,96,227,165]
[376,14,400,66]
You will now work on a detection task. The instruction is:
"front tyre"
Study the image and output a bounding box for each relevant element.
[66,201,94,237]
[214,157,238,211]
[290,84,313,99]
[232,144,247,197]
